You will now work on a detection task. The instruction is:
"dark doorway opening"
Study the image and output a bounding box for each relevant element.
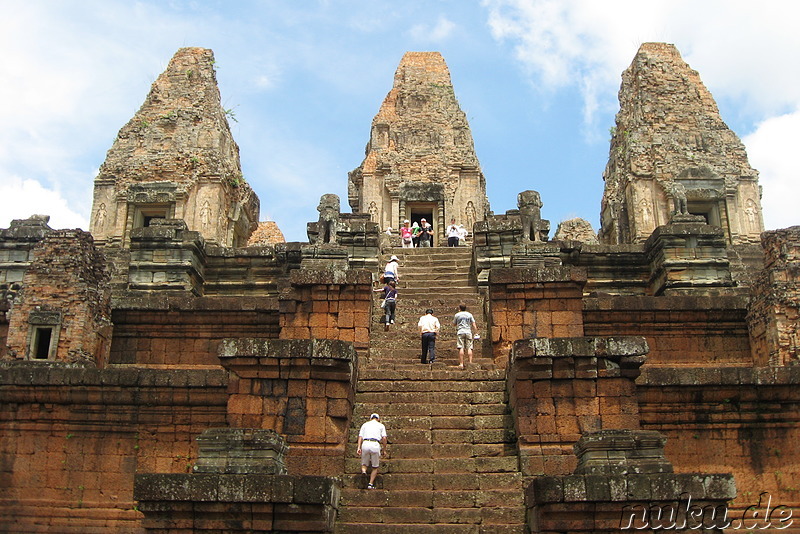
[33,327,53,359]
[409,208,434,228]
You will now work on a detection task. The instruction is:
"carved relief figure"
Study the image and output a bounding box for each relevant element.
[465,201,476,232]
[638,198,653,228]
[368,201,378,223]
[517,190,544,242]
[316,193,341,244]
[660,180,688,215]
[745,199,759,232]
[200,200,212,228]
[95,203,107,231]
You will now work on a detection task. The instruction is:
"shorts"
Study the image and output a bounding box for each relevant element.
[361,440,381,467]
[456,332,473,350]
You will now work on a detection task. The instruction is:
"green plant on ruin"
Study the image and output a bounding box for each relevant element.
[189,156,200,166]
[139,119,150,129]
[227,174,243,188]
[160,110,177,120]
[224,106,238,123]
[185,69,194,78]
[615,129,634,158]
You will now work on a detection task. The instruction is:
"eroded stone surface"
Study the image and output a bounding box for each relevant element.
[600,43,763,245]
[348,52,489,240]
[554,217,598,244]
[5,229,111,365]
[748,226,800,365]
[248,221,286,246]
[91,47,259,247]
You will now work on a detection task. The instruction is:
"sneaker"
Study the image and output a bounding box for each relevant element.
[390,320,395,324]
[367,483,375,489]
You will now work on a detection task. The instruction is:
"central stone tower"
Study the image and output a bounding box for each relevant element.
[348,52,490,243]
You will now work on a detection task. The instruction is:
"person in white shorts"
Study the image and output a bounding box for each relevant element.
[453,303,479,369]
[357,413,387,489]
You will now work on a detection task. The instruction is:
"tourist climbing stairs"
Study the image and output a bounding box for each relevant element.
[335,246,527,533]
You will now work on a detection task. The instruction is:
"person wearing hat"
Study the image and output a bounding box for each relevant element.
[400,219,414,248]
[357,413,388,489]
[418,218,434,247]
[411,221,421,248]
[383,255,399,284]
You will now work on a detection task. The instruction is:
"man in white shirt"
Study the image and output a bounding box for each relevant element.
[417,309,441,364]
[357,413,388,489]
[453,303,479,369]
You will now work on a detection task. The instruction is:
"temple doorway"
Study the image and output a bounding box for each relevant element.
[407,202,438,246]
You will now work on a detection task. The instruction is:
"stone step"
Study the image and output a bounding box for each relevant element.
[384,248,473,256]
[339,487,526,509]
[336,506,525,527]
[342,471,525,491]
[343,456,520,475]
[356,380,505,393]
[391,294,479,304]
[380,304,483,313]
[335,522,526,534]
[347,427,515,446]
[357,368,505,381]
[354,390,506,405]
[363,350,492,363]
[344,442,514,459]
[351,402,508,418]
[366,360,498,373]
[347,414,511,434]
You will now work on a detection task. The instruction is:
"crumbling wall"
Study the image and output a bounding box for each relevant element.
[109,296,281,366]
[0,364,228,533]
[748,226,800,365]
[584,296,753,367]
[5,229,111,366]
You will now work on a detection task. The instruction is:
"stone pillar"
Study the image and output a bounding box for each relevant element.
[747,226,800,365]
[487,267,586,367]
[507,336,648,476]
[134,429,340,533]
[128,218,206,295]
[218,338,357,476]
[644,219,734,296]
[193,428,288,475]
[527,430,736,533]
[279,270,373,355]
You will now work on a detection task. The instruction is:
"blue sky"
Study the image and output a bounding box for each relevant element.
[1,0,799,241]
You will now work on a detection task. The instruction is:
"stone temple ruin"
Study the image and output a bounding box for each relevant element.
[1,44,799,533]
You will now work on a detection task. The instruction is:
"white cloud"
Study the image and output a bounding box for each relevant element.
[409,15,457,43]
[0,177,88,230]
[743,111,800,231]
[254,74,274,90]
[482,0,800,122]
[482,0,800,225]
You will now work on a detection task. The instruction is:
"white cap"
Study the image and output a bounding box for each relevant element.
[404,219,410,223]
[370,413,380,420]
[390,255,399,261]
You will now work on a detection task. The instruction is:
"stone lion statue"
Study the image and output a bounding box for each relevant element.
[517,190,544,242]
[315,193,340,244]
[660,180,688,215]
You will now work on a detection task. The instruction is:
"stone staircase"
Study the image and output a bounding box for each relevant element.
[335,247,527,533]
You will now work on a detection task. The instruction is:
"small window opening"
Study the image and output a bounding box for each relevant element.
[33,327,53,359]
[142,214,162,227]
